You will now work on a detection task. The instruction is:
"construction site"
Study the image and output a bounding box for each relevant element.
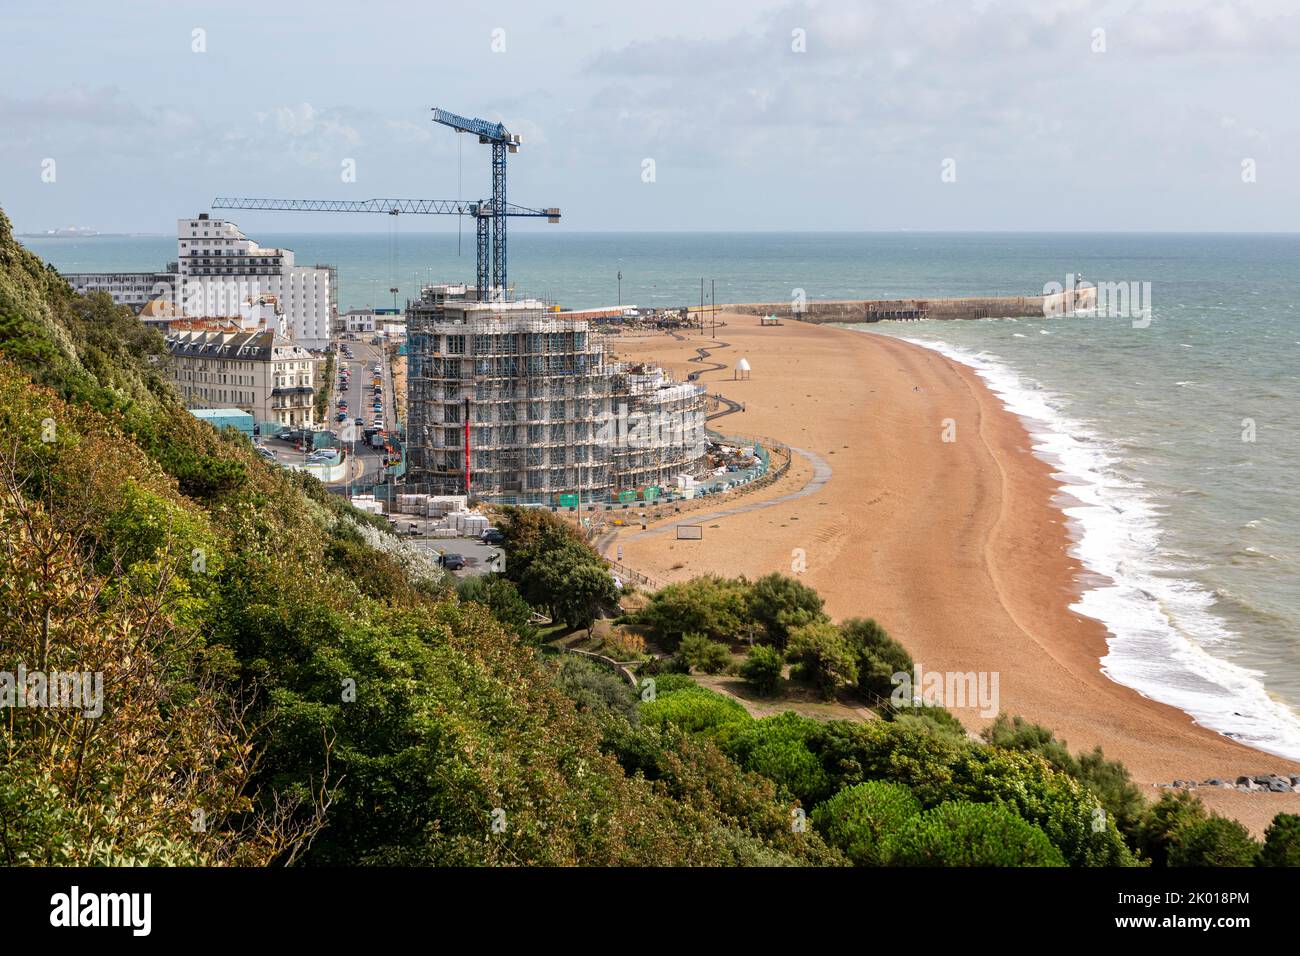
[404,284,707,502]
[212,107,711,504]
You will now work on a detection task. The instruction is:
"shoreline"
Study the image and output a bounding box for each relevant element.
[873,329,1300,765]
[606,314,1300,834]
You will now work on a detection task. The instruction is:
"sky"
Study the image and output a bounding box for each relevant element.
[1,0,1297,234]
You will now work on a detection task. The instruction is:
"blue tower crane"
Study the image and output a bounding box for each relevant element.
[430,108,520,296]
[212,109,558,300]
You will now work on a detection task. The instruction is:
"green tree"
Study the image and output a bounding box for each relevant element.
[679,633,732,674]
[785,621,858,699]
[1257,813,1300,867]
[1134,791,1207,867]
[740,644,785,696]
[1167,816,1258,867]
[841,616,913,702]
[633,575,752,649]
[886,801,1066,867]
[811,781,922,866]
[518,543,616,634]
[748,573,826,648]
[457,574,538,642]
[981,713,1145,842]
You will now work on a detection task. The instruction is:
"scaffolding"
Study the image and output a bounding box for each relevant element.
[406,286,707,501]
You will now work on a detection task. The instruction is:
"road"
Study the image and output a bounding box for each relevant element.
[330,334,397,489]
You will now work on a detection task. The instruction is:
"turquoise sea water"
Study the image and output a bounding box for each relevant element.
[24,231,1300,759]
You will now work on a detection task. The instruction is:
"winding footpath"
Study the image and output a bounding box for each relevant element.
[600,329,833,556]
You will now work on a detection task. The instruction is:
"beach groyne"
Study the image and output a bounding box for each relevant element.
[727,287,1097,324]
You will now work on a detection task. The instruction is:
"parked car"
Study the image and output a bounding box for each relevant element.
[273,430,293,441]
[481,528,504,545]
[335,412,347,423]
[439,553,465,571]
[255,445,277,461]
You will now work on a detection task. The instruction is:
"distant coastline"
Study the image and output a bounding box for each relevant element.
[19,232,164,239]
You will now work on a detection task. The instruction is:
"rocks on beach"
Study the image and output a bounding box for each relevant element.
[1157,774,1299,793]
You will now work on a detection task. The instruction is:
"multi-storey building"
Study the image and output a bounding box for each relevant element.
[62,267,176,309]
[406,285,705,501]
[165,297,315,428]
[59,215,335,350]
[176,214,332,349]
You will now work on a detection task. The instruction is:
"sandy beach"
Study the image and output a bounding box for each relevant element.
[606,314,1300,834]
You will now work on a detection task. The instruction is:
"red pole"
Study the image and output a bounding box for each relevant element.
[464,397,471,496]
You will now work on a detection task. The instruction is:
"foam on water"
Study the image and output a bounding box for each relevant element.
[895,335,1300,761]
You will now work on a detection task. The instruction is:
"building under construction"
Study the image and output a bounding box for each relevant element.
[406,285,706,502]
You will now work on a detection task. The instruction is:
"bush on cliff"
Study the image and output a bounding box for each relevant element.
[811,781,922,866]
[885,801,1066,867]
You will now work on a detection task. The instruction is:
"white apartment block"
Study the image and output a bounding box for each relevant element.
[63,269,176,308]
[176,214,333,350]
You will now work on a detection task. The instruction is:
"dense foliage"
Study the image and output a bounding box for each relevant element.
[886,801,1066,867]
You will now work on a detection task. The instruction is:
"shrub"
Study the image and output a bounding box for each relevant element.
[679,633,732,674]
[457,574,538,642]
[550,655,640,724]
[810,718,967,808]
[1167,816,1258,867]
[881,702,969,739]
[727,713,830,807]
[785,621,858,699]
[640,686,751,744]
[604,628,646,659]
[1257,813,1300,867]
[982,714,1145,842]
[811,781,922,866]
[641,672,696,696]
[949,747,1134,867]
[886,801,1066,867]
[740,644,785,696]
[633,575,752,649]
[747,573,827,648]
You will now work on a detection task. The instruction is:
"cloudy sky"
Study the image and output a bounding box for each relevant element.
[2,0,1297,233]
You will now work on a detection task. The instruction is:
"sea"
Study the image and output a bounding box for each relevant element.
[23,230,1300,761]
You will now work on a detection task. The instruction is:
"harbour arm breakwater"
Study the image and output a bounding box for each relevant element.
[727,286,1097,323]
